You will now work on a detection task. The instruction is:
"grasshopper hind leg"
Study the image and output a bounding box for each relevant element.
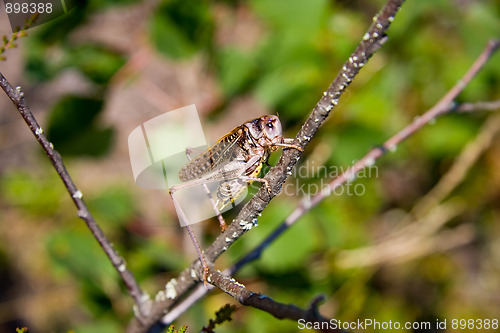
[170,192,211,285]
[185,147,227,232]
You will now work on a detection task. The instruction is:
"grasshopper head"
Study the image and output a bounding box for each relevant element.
[245,115,283,151]
[262,115,283,146]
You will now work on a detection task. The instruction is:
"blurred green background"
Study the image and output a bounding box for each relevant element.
[1,0,500,332]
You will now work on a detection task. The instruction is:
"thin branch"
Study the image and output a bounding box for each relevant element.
[407,112,500,221]
[159,40,500,325]
[337,112,500,267]
[0,73,151,317]
[203,0,404,271]
[206,269,344,333]
[310,39,500,220]
[128,0,406,331]
[455,99,500,113]
[233,39,500,269]
[234,97,500,271]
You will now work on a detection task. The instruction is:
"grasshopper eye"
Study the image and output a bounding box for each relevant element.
[262,117,282,143]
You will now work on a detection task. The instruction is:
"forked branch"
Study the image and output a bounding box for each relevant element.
[159,40,500,326]
[206,269,341,333]
[130,0,406,331]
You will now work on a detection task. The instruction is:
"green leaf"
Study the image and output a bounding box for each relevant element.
[330,123,387,166]
[253,59,319,109]
[30,2,87,43]
[25,37,60,81]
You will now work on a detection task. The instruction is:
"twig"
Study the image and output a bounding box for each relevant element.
[154,22,500,333]
[235,97,500,271]
[128,0,406,331]
[160,40,500,324]
[455,99,500,113]
[406,113,500,222]
[203,0,404,271]
[0,13,39,60]
[337,112,500,267]
[0,73,151,317]
[206,269,343,333]
[231,39,500,270]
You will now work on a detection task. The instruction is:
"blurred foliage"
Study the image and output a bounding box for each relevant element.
[0,170,63,216]
[150,0,214,59]
[66,44,126,84]
[46,95,114,156]
[1,0,500,332]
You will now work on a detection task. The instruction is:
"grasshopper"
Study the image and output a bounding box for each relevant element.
[169,115,302,283]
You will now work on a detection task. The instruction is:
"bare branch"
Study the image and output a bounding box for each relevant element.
[203,0,405,270]
[206,269,343,333]
[455,99,500,113]
[305,39,500,223]
[128,0,406,331]
[338,112,500,268]
[0,73,151,317]
[158,39,500,326]
[409,113,500,219]
[231,39,500,271]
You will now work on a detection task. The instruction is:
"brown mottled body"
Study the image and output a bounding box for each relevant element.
[170,115,301,284]
[178,115,300,211]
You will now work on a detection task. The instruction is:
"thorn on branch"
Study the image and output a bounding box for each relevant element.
[306,295,326,320]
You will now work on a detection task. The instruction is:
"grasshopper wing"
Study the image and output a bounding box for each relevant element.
[178,128,243,181]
